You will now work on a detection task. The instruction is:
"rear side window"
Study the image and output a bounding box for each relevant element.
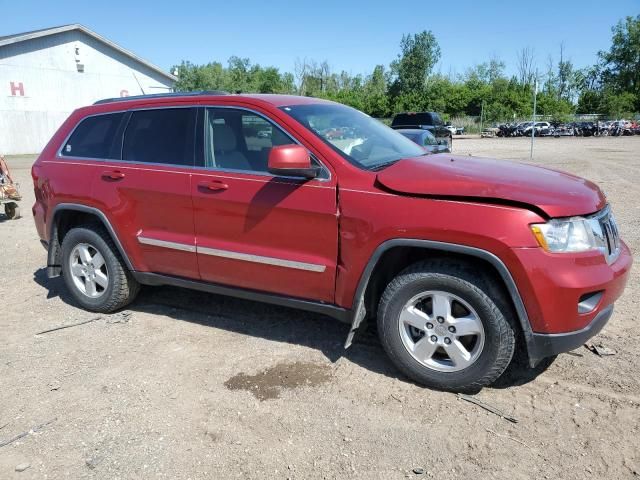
[62,112,125,159]
[123,108,195,166]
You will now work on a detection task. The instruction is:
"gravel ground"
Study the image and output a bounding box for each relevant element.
[0,136,638,479]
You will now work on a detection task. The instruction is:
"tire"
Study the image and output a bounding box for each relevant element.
[377,259,516,392]
[4,202,20,219]
[60,224,140,313]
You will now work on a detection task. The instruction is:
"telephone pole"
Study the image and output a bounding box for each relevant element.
[530,78,538,160]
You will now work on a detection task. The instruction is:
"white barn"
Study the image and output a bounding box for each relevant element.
[0,24,176,154]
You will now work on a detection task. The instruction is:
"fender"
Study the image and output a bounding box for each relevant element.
[345,239,537,364]
[47,203,134,277]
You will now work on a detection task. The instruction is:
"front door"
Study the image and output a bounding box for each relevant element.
[191,107,338,302]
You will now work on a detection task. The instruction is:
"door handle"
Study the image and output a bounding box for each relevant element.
[198,180,228,191]
[101,170,125,180]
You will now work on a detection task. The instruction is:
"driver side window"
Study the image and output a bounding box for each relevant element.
[204,108,295,172]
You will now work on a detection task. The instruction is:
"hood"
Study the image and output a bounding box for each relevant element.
[376,155,606,218]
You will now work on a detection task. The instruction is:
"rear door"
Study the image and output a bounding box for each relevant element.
[91,107,200,279]
[191,106,338,302]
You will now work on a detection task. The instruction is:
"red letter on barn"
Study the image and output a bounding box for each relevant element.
[10,82,24,96]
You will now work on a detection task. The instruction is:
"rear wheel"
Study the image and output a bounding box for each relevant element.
[377,260,516,392]
[61,225,139,312]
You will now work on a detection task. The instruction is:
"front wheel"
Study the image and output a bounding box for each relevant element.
[61,225,140,313]
[377,260,516,392]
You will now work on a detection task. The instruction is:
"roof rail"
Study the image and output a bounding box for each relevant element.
[93,91,228,105]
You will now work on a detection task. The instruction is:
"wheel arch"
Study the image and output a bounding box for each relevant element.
[347,239,536,362]
[47,203,133,277]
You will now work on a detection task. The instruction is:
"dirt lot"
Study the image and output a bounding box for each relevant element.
[1,136,639,479]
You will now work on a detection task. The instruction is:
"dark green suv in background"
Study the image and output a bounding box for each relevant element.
[391,111,453,150]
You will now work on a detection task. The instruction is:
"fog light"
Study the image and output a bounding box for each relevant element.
[578,291,603,314]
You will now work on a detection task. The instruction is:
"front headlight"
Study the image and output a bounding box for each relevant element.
[530,218,599,253]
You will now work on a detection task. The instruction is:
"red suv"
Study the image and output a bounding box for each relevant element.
[32,93,632,391]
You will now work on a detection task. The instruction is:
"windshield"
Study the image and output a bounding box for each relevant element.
[280,103,426,170]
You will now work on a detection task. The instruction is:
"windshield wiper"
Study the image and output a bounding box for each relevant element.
[369,154,429,171]
[369,160,400,171]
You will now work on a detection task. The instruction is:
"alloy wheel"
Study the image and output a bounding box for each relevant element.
[68,243,109,298]
[398,290,485,372]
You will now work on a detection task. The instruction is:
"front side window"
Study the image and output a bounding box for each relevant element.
[204,108,295,172]
[122,108,195,165]
[62,112,125,159]
[281,103,426,170]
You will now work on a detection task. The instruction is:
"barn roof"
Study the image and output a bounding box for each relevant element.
[0,24,176,82]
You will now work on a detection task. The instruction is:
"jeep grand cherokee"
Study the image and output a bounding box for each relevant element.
[32,92,632,391]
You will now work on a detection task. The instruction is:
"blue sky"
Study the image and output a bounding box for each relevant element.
[2,0,638,78]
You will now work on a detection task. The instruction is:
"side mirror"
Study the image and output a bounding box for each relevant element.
[268,144,319,179]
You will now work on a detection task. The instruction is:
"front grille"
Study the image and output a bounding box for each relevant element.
[592,207,621,264]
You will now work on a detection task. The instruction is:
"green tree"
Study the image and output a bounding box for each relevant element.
[255,67,284,93]
[599,15,640,109]
[576,89,602,114]
[600,90,637,117]
[390,31,441,97]
[172,61,228,91]
[363,65,389,117]
[172,18,639,122]
[227,56,252,92]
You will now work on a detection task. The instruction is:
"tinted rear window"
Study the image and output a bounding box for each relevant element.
[62,112,125,159]
[122,108,195,165]
[392,113,435,127]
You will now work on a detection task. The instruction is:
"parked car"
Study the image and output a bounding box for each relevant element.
[529,122,551,136]
[515,122,533,136]
[444,124,464,136]
[322,127,345,140]
[396,128,451,154]
[257,129,271,138]
[32,93,632,392]
[390,111,452,149]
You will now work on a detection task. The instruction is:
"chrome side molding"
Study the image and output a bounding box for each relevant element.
[137,235,326,273]
[138,236,196,253]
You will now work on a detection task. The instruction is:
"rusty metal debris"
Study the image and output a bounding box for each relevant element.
[0,155,22,220]
[585,342,617,357]
[457,393,518,423]
[0,155,21,201]
[485,428,530,447]
[0,418,57,449]
[35,316,103,335]
[36,312,133,336]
